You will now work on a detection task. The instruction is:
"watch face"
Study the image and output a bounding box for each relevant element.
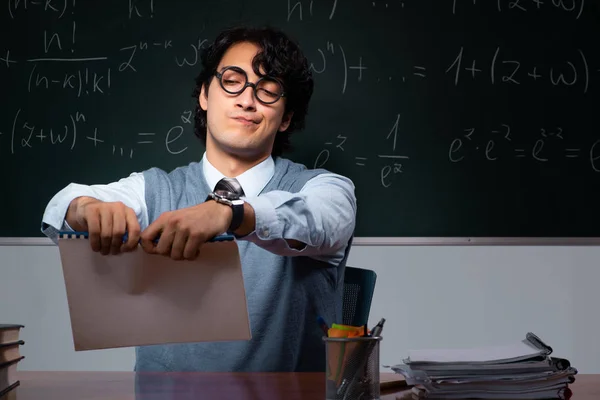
[214,190,239,200]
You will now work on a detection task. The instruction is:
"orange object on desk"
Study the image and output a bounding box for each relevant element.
[327,323,368,338]
[325,323,371,386]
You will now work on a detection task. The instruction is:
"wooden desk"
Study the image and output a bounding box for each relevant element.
[9,371,600,399]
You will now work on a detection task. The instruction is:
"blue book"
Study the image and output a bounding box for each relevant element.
[58,231,235,243]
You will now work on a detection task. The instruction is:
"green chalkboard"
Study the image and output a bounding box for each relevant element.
[1,0,599,238]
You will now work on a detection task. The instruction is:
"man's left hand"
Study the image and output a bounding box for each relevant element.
[140,201,232,260]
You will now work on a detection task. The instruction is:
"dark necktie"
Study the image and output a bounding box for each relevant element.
[214,177,245,197]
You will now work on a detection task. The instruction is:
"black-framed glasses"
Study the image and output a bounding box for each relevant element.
[214,66,285,104]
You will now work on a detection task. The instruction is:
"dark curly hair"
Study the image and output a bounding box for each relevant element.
[192,25,314,157]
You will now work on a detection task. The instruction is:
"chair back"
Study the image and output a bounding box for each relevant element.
[342,266,377,327]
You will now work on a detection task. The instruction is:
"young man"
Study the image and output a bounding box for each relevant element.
[41,26,357,372]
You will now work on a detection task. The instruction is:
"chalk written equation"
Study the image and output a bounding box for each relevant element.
[27,64,111,97]
[445,47,593,94]
[0,0,359,96]
[7,0,75,19]
[0,0,206,94]
[287,0,339,21]
[308,41,367,94]
[303,44,596,95]
[0,108,193,158]
[134,110,194,156]
[448,124,600,172]
[118,38,207,72]
[1,38,368,97]
[314,113,410,188]
[6,0,155,19]
[452,0,586,19]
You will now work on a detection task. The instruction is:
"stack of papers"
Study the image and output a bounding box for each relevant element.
[389,332,577,399]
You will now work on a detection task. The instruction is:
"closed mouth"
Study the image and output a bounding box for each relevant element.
[232,116,259,124]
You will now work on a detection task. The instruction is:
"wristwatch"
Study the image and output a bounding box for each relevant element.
[206,190,245,233]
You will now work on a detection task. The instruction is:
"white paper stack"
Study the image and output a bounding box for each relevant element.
[390,332,577,399]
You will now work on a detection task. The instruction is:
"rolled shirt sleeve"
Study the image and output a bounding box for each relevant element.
[241,173,357,265]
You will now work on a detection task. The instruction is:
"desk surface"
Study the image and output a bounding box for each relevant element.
[9,371,600,400]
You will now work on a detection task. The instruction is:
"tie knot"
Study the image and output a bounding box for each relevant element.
[214,177,245,197]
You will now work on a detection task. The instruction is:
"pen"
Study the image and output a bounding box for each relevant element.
[317,316,329,336]
[370,318,386,337]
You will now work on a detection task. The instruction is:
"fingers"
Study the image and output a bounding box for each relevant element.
[154,226,176,256]
[140,219,163,254]
[111,211,127,255]
[140,214,205,260]
[122,208,141,252]
[141,212,175,257]
[99,207,114,255]
[83,202,223,260]
[170,230,189,260]
[82,201,139,255]
[182,236,203,260]
[140,205,223,260]
[86,207,102,252]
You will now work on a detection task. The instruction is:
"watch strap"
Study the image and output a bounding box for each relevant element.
[206,193,244,234]
[228,199,244,233]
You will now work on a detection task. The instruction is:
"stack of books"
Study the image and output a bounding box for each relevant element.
[390,332,577,399]
[0,324,24,398]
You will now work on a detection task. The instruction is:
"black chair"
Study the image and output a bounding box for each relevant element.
[342,266,377,327]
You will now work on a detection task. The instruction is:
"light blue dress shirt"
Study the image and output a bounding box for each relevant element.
[42,154,357,265]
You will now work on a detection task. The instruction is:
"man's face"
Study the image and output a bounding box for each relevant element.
[199,41,292,161]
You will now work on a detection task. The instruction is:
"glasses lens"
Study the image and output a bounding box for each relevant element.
[256,78,284,103]
[220,68,247,93]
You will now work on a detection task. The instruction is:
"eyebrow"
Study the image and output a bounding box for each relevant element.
[220,64,236,70]
[220,64,270,78]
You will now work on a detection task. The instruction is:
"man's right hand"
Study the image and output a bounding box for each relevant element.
[66,196,141,255]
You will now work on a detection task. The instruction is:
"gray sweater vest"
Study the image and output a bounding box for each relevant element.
[135,157,352,372]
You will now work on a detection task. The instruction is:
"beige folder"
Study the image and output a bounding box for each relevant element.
[57,236,251,351]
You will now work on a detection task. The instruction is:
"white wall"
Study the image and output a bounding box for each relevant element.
[1,243,599,372]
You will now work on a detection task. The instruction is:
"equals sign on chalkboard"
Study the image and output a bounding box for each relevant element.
[514,149,526,158]
[565,148,581,158]
[355,157,367,166]
[137,133,155,144]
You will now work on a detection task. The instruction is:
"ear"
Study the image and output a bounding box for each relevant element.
[199,83,208,111]
[278,111,294,132]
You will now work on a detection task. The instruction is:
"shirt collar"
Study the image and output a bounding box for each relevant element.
[201,153,274,198]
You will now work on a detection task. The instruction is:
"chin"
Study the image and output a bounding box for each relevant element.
[220,139,262,157]
[208,129,270,159]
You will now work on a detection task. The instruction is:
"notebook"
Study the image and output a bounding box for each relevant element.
[404,332,553,365]
[57,233,251,351]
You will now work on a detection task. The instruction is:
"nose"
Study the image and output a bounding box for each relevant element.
[235,85,257,111]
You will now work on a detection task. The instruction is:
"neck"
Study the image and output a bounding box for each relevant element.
[205,145,269,177]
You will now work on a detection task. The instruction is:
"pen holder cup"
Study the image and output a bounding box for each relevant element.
[323,336,382,400]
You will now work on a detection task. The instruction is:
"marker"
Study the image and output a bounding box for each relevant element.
[370,318,386,337]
